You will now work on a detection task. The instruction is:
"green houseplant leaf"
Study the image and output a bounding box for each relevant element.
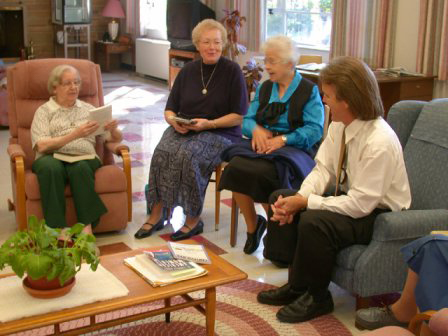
[0,215,100,286]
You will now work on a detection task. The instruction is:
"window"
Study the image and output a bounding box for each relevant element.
[265,0,332,50]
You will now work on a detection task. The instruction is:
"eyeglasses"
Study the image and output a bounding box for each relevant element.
[60,80,81,88]
[263,58,282,65]
[200,40,222,47]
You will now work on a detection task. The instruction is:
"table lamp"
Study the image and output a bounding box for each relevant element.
[101,0,125,42]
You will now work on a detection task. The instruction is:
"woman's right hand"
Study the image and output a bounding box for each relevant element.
[170,120,190,134]
[251,125,273,153]
[74,121,99,138]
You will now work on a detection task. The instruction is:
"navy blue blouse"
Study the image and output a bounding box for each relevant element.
[166,56,248,142]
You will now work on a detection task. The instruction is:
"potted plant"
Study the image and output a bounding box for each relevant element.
[0,215,100,298]
[221,9,247,61]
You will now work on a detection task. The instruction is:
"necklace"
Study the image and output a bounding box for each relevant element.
[200,60,218,95]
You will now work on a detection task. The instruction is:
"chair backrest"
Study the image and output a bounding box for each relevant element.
[7,58,104,169]
[298,55,323,65]
[387,99,448,210]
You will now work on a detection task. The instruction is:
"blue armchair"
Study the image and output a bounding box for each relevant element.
[331,99,448,308]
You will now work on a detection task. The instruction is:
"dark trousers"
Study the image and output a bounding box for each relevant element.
[264,189,385,294]
[32,155,107,228]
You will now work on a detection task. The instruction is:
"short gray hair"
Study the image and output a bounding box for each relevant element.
[261,36,299,64]
[47,65,81,94]
[192,19,228,49]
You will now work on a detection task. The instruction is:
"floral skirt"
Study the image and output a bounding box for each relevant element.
[147,127,231,217]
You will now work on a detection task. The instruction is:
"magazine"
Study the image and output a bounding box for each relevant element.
[168,242,211,264]
[53,152,96,163]
[124,254,207,287]
[143,250,195,272]
[89,105,112,136]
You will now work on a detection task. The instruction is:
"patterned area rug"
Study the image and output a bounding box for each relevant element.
[93,279,351,336]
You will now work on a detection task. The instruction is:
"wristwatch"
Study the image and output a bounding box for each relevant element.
[281,135,287,144]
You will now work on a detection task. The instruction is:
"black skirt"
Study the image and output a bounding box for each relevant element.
[218,156,281,203]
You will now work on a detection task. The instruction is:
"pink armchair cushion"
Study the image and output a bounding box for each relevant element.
[25,165,127,200]
[429,308,448,335]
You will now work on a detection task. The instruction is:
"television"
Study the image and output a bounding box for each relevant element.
[167,0,216,51]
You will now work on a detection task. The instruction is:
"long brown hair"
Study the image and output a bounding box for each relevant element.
[320,56,383,120]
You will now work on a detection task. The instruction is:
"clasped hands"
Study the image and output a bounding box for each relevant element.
[252,126,285,154]
[171,118,211,134]
[271,194,308,225]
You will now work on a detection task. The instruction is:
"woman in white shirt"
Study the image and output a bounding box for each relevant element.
[31,65,122,234]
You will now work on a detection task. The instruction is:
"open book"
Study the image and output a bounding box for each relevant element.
[124,253,208,287]
[89,105,112,136]
[53,152,96,163]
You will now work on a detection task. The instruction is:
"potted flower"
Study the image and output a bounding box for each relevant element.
[0,215,100,298]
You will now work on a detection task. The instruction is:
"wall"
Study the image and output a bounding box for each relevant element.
[392,0,419,71]
[10,0,110,59]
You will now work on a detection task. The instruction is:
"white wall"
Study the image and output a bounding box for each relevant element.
[392,0,420,71]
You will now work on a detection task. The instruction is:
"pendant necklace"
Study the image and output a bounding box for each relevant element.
[200,60,218,95]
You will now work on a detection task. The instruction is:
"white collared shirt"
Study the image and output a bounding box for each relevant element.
[298,118,411,218]
[31,97,97,159]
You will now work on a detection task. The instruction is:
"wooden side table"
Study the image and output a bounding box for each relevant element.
[168,49,200,89]
[95,41,134,72]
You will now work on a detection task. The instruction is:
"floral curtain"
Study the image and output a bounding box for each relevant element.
[330,0,397,69]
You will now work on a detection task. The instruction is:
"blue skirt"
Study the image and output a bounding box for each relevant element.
[401,234,448,311]
[147,127,231,217]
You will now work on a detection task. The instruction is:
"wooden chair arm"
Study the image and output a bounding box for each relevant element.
[7,144,26,162]
[12,156,27,231]
[119,148,132,222]
[408,310,437,334]
[105,141,130,156]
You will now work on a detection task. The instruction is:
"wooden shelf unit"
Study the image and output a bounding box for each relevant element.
[168,49,200,89]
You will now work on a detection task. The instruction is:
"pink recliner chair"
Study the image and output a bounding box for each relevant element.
[0,64,8,126]
[6,58,132,232]
[365,308,448,336]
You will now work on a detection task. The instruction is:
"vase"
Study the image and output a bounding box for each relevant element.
[22,275,76,299]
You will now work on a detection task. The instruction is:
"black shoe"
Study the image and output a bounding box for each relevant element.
[271,260,289,268]
[170,220,204,241]
[244,215,267,254]
[276,290,334,323]
[257,284,304,306]
[134,217,165,239]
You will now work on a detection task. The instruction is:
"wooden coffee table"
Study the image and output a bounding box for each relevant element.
[0,241,247,335]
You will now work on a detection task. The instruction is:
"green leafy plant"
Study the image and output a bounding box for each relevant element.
[0,216,100,286]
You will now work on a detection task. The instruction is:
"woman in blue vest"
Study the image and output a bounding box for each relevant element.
[218,36,324,256]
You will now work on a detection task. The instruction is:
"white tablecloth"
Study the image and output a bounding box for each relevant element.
[0,264,129,323]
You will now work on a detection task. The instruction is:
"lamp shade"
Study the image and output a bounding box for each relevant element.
[102,0,125,19]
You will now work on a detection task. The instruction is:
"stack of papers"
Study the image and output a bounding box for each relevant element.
[296,63,327,71]
[376,67,424,77]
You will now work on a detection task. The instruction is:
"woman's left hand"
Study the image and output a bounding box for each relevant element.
[104,119,119,131]
[265,136,286,154]
[183,118,212,132]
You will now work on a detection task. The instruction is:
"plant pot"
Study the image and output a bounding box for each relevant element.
[22,275,76,299]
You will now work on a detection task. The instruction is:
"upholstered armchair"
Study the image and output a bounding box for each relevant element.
[6,59,132,232]
[0,63,7,126]
[332,99,448,307]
